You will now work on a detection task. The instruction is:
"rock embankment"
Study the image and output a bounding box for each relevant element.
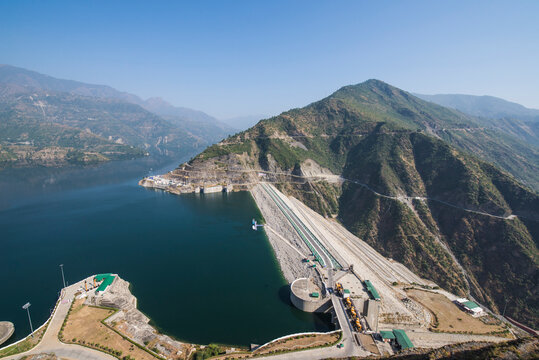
[0,321,15,346]
[250,184,313,283]
[84,276,188,358]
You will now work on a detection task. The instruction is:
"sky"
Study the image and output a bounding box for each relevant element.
[1,0,538,119]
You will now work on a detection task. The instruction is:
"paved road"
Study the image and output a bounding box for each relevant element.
[342,177,518,220]
[331,295,363,357]
[3,281,115,360]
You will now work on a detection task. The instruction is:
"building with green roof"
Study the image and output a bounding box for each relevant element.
[364,280,381,300]
[463,300,479,309]
[380,330,395,342]
[393,329,414,350]
[456,298,484,317]
[95,274,115,294]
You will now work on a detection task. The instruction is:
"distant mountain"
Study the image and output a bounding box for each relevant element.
[0,64,140,103]
[142,97,236,144]
[0,64,233,145]
[0,88,203,167]
[415,93,539,122]
[170,79,539,328]
[222,115,266,130]
[0,65,224,168]
[416,93,539,150]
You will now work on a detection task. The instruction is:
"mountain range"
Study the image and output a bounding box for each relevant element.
[171,79,539,328]
[0,64,236,167]
[415,93,539,121]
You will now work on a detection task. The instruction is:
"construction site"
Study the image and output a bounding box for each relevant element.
[137,170,522,358]
[249,182,514,358]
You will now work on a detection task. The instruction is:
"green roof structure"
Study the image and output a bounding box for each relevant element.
[380,330,395,340]
[393,329,414,349]
[463,300,480,309]
[364,280,381,300]
[95,273,112,282]
[95,274,115,292]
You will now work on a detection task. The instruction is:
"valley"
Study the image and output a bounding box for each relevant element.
[140,79,538,334]
[2,2,538,359]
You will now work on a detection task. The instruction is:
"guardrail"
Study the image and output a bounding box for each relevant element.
[254,330,342,352]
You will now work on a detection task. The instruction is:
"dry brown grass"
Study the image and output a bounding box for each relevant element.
[62,299,159,360]
[0,323,47,358]
[406,289,507,335]
[210,332,341,359]
[254,332,340,355]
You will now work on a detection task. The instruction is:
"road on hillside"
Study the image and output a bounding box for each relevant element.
[2,282,115,360]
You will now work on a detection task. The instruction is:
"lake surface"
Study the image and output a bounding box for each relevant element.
[0,157,332,347]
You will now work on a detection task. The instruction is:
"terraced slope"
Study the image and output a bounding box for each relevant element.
[168,80,539,327]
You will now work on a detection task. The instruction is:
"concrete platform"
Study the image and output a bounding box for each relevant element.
[337,273,368,299]
[0,321,15,346]
[290,278,330,312]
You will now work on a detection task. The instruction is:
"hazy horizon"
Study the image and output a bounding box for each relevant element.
[1,0,538,118]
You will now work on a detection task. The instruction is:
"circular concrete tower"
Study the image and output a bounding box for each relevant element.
[290,277,328,313]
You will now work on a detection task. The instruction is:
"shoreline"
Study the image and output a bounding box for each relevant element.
[0,323,14,348]
[139,179,311,284]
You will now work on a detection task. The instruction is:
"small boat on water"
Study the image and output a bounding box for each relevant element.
[251,218,263,230]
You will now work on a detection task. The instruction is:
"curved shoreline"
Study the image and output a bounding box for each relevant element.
[0,322,14,347]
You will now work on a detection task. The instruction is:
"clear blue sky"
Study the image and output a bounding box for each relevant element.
[1,0,538,118]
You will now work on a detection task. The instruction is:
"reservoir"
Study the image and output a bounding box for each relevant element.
[0,156,332,347]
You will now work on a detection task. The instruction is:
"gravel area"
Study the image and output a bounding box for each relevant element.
[405,329,508,348]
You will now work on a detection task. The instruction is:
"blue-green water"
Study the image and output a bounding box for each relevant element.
[0,157,331,347]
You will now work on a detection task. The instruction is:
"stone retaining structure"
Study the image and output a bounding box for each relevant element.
[0,322,14,347]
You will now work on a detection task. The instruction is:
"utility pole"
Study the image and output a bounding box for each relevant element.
[502,299,508,317]
[22,302,34,336]
[60,264,66,289]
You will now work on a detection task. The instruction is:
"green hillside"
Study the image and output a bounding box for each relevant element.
[0,108,143,166]
[180,80,539,327]
[0,89,203,168]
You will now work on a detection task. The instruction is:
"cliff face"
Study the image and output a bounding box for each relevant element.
[151,80,539,328]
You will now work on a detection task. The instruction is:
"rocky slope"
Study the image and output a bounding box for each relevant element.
[156,80,538,328]
[377,336,538,359]
[0,65,233,168]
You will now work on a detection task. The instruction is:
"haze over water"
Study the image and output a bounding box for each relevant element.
[0,157,331,346]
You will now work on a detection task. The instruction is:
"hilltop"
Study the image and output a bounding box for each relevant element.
[0,65,235,168]
[154,80,539,328]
